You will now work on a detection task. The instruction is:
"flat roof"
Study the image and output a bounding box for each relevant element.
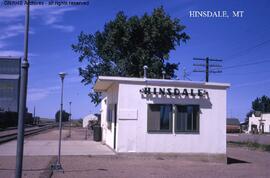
[94,76,230,92]
[0,56,21,60]
[0,74,20,80]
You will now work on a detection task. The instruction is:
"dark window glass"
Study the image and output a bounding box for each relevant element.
[148,104,172,132]
[107,104,114,130]
[175,105,199,133]
[0,59,20,74]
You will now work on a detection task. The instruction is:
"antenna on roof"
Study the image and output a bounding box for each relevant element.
[143,65,148,79]
[162,70,166,79]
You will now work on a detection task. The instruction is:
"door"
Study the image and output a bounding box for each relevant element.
[113,104,117,150]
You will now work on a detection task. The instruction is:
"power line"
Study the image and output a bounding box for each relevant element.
[223,59,270,70]
[224,39,270,61]
[193,57,222,82]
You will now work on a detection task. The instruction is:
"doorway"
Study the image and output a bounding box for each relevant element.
[113,104,117,150]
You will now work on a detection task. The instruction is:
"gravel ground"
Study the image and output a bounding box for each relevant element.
[26,127,93,141]
[227,133,270,145]
[0,156,55,178]
[1,128,270,178]
[50,146,270,178]
[1,146,270,178]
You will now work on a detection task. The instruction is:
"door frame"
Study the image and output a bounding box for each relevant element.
[113,104,117,150]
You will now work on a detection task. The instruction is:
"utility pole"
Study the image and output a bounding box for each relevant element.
[33,106,35,117]
[69,101,72,137]
[193,57,222,82]
[33,106,36,124]
[15,1,30,177]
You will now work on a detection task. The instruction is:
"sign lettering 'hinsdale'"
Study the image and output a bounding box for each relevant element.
[139,87,208,97]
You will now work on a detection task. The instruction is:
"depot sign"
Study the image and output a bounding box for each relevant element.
[139,87,208,97]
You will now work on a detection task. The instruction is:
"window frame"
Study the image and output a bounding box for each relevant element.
[147,104,173,133]
[175,105,200,134]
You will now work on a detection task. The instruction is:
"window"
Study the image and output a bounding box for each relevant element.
[107,104,114,130]
[175,105,199,133]
[148,104,172,132]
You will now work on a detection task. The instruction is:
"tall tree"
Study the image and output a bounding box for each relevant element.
[72,6,190,105]
[252,95,270,113]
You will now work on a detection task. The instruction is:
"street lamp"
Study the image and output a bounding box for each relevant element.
[51,72,67,171]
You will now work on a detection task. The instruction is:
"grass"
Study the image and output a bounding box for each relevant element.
[228,141,270,152]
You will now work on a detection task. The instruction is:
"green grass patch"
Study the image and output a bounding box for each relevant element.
[228,141,270,152]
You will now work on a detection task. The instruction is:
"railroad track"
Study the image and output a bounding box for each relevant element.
[0,124,57,144]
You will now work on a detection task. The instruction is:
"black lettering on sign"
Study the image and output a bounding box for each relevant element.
[140,87,208,98]
[167,88,172,95]
[159,88,165,95]
[174,88,180,96]
[182,89,188,96]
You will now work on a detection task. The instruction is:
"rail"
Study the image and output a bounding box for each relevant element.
[0,124,57,144]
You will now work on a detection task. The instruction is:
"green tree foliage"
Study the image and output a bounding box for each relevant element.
[72,7,190,105]
[252,95,270,112]
[55,110,70,122]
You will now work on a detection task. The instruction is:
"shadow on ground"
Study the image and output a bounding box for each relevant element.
[227,157,250,164]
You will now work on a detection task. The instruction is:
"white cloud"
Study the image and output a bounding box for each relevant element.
[0,6,25,21]
[233,79,270,88]
[52,24,74,32]
[0,41,6,49]
[28,85,60,102]
[0,6,77,32]
[0,24,25,40]
[0,6,77,51]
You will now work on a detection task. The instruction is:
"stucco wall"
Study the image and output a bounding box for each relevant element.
[100,84,118,149]
[115,83,227,154]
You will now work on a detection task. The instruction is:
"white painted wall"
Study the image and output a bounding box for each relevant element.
[248,113,270,133]
[110,83,227,154]
[100,84,118,149]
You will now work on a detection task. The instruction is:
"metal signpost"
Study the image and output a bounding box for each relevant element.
[15,1,30,177]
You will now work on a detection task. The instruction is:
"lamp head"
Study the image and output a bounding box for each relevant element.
[59,72,67,80]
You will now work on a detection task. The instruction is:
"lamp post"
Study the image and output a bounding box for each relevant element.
[69,101,72,137]
[51,72,67,171]
[15,1,30,177]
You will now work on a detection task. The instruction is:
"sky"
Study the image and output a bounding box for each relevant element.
[0,0,269,121]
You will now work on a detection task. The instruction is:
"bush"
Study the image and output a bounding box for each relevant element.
[55,110,69,122]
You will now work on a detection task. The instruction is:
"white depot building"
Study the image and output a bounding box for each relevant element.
[94,76,230,156]
[248,113,270,133]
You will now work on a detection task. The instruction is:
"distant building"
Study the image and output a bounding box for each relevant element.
[248,113,270,134]
[82,114,98,128]
[226,118,240,133]
[240,121,248,133]
[0,57,21,112]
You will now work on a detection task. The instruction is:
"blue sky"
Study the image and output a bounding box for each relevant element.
[0,0,269,121]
